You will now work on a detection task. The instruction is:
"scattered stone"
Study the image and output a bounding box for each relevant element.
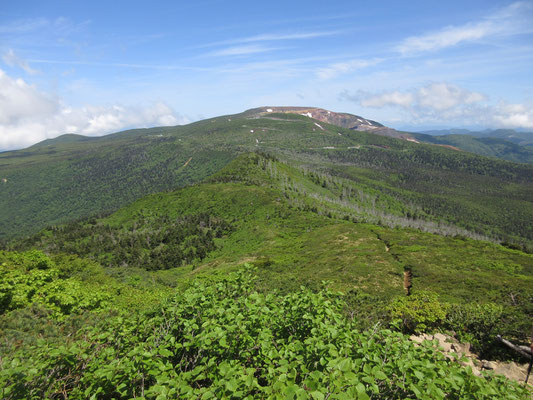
[491,361,528,382]
[409,333,531,385]
[481,360,497,370]
[451,342,471,355]
[409,334,425,345]
[434,333,453,352]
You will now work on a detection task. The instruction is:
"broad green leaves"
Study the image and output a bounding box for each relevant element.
[0,268,529,399]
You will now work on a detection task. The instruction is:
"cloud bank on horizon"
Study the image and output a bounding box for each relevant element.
[341,83,533,129]
[0,69,185,150]
[0,0,532,150]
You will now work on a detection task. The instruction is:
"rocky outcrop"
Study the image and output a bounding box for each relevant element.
[410,333,531,384]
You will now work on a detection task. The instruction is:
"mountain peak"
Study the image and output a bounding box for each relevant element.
[244,106,414,141]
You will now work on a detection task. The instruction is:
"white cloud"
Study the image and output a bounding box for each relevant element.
[416,83,486,111]
[344,82,533,129]
[396,2,533,54]
[0,70,57,125]
[0,70,187,151]
[493,102,533,129]
[2,49,39,74]
[356,83,486,112]
[360,91,415,108]
[316,59,382,80]
[396,22,495,55]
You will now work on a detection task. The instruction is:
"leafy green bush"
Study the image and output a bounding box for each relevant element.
[343,289,390,329]
[0,262,111,318]
[388,291,448,333]
[1,268,528,399]
[445,303,504,356]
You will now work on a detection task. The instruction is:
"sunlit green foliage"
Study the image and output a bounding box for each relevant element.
[389,291,449,333]
[12,154,532,345]
[0,251,111,317]
[1,150,532,398]
[1,269,529,399]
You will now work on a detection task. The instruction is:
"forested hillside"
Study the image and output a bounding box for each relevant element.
[411,132,533,163]
[1,109,532,251]
[11,153,533,344]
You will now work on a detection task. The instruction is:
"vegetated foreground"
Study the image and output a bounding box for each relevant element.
[1,153,532,398]
[1,261,530,399]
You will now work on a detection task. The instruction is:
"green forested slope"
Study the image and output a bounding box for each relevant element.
[411,132,533,163]
[2,110,532,250]
[14,154,533,342]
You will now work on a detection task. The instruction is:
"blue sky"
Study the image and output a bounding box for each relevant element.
[1,0,533,149]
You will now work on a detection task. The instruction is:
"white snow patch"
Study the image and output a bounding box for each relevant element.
[357,118,363,123]
[338,132,342,136]
[348,145,361,149]
[406,138,420,143]
[314,122,324,130]
[266,108,273,113]
[327,111,331,114]
[300,112,313,118]
[322,146,335,149]
[250,129,254,133]
[255,138,259,143]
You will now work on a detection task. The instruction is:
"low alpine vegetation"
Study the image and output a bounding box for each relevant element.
[1,268,529,399]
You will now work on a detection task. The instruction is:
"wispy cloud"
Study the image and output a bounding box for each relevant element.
[207,44,280,57]
[27,58,211,71]
[0,17,50,34]
[358,90,415,108]
[2,49,39,74]
[0,16,90,37]
[396,2,533,55]
[316,58,382,80]
[238,31,341,43]
[198,30,341,58]
[195,29,341,50]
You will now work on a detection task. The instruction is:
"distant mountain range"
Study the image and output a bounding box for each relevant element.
[419,128,533,145]
[249,108,533,163]
[1,106,532,251]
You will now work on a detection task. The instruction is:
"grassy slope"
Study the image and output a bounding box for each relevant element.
[2,111,532,250]
[28,154,530,329]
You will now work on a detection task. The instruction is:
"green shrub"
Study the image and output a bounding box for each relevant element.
[388,291,448,333]
[445,302,504,356]
[0,268,528,399]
